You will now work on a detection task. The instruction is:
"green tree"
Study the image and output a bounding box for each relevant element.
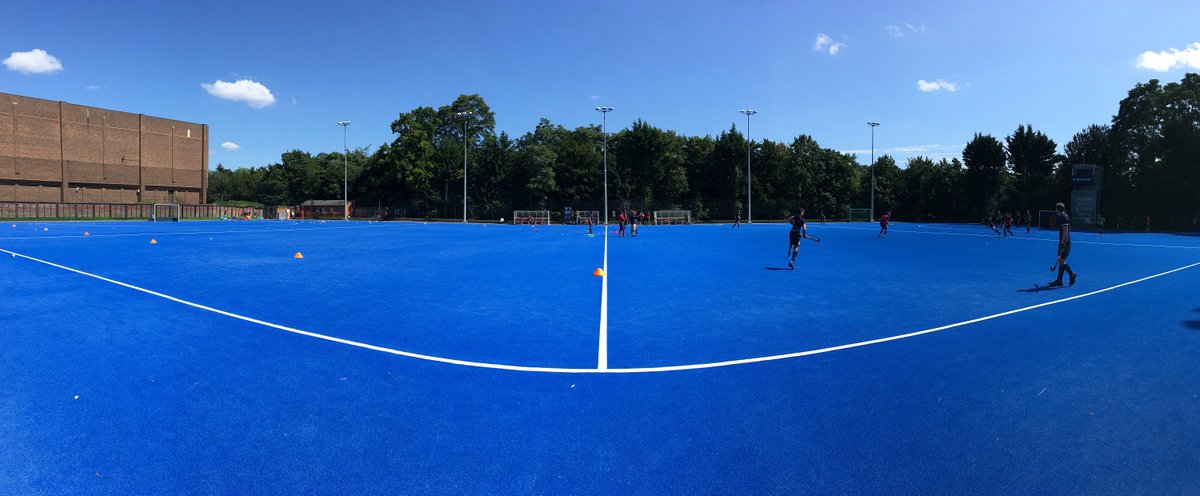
[1006,124,1059,210]
[962,133,1009,215]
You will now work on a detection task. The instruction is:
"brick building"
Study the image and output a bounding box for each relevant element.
[0,92,207,204]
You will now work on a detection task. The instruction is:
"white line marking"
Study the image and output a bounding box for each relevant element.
[598,226,609,370]
[1,247,1196,374]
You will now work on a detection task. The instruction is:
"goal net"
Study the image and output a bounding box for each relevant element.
[575,210,600,224]
[150,203,181,222]
[1038,210,1060,230]
[513,210,550,224]
[848,208,871,222]
[653,210,691,225]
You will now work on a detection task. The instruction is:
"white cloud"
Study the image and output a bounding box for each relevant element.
[917,79,958,92]
[1136,42,1200,71]
[3,49,63,74]
[221,142,240,151]
[886,25,903,39]
[905,22,926,34]
[813,33,845,56]
[85,85,102,91]
[590,95,601,100]
[201,79,276,108]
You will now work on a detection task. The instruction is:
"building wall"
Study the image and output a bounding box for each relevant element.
[0,93,207,204]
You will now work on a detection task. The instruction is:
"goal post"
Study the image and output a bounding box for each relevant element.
[848,208,871,222]
[512,210,550,224]
[150,203,181,222]
[653,210,691,225]
[575,210,600,224]
[1038,210,1059,230]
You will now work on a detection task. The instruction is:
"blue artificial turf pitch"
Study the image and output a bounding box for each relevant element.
[2,219,1200,494]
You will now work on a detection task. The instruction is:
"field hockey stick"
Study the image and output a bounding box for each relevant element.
[804,235,821,243]
[1049,257,1059,271]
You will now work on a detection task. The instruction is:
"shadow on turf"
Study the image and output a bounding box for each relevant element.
[764,266,793,271]
[1017,284,1068,293]
[1186,308,1200,330]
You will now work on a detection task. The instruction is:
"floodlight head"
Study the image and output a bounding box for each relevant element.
[337,121,351,126]
[867,121,880,127]
[595,106,613,112]
[740,109,758,116]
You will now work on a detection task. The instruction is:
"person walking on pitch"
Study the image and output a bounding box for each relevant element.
[733,211,741,228]
[786,208,818,270]
[1048,202,1078,287]
[983,215,1001,236]
[1003,212,1014,237]
[1025,209,1033,234]
[878,211,891,238]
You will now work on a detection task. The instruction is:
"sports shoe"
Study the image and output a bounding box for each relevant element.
[1069,273,1077,286]
[788,260,794,270]
[1047,280,1063,287]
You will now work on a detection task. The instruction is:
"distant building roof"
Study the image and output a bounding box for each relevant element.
[300,200,348,207]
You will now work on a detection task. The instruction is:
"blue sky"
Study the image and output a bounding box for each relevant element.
[3,0,1199,169]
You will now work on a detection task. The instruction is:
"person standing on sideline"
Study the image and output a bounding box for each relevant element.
[586,212,595,235]
[1095,214,1105,236]
[1146,215,1151,232]
[617,211,627,237]
[1048,202,1078,287]
[733,211,741,228]
[1003,212,1014,237]
[1024,209,1033,234]
[786,208,809,270]
[820,211,827,224]
[878,210,891,238]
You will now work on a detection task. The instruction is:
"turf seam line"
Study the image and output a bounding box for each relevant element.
[598,225,609,370]
[810,224,1200,250]
[2,247,1196,374]
[1,225,361,241]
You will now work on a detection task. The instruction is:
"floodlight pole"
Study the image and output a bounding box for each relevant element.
[456,111,474,223]
[595,106,613,225]
[740,109,757,223]
[338,121,351,220]
[868,121,880,221]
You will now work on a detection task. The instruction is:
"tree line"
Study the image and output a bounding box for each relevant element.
[209,73,1200,228]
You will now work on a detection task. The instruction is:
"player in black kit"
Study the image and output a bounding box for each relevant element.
[787,208,810,270]
[1048,202,1078,287]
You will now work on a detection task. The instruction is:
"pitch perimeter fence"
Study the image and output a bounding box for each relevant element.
[0,201,264,220]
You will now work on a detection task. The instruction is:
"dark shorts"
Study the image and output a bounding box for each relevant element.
[789,230,801,245]
[1058,243,1071,260]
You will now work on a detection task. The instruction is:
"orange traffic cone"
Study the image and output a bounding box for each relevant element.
[84,232,90,236]
[593,268,605,277]
[150,239,157,244]
[293,252,304,259]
